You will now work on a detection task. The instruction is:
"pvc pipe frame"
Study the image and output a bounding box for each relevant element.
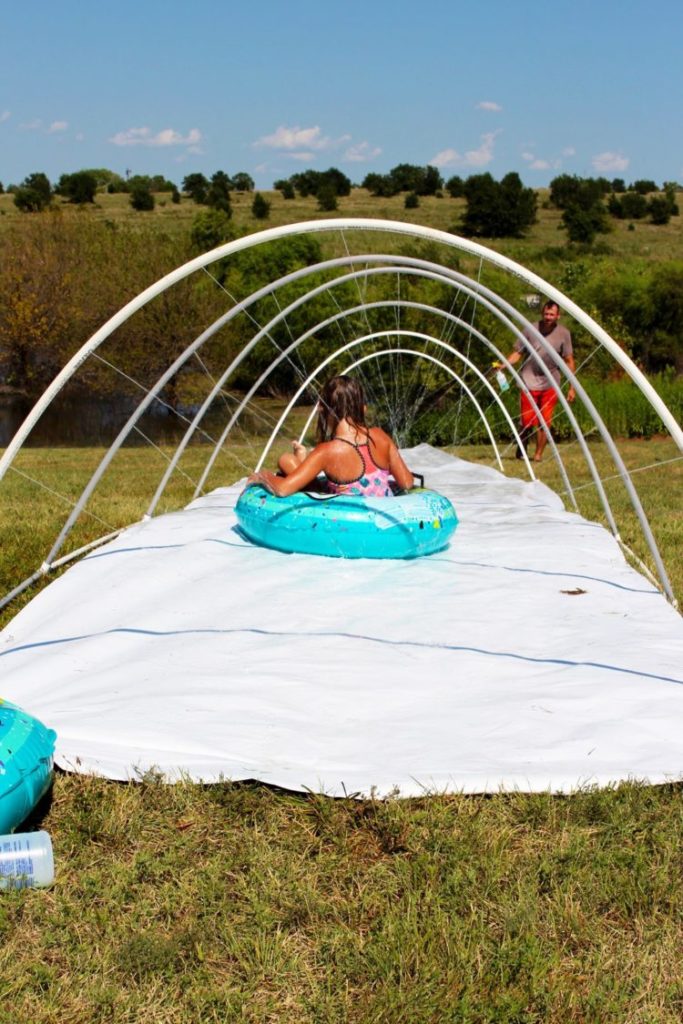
[0,221,678,604]
[2,217,680,487]
[2,254,663,593]
[3,250,667,596]
[298,348,500,459]
[156,259,577,508]
[156,289,541,508]
[255,332,509,474]
[3,255,553,605]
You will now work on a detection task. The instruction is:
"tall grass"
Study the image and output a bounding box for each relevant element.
[407,374,683,446]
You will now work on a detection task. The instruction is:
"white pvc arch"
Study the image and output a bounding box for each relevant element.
[1,219,681,609]
[1,218,681,481]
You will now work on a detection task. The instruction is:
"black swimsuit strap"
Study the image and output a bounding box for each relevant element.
[334,437,362,451]
[326,436,366,486]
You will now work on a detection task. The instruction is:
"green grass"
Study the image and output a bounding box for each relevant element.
[1,776,681,1023]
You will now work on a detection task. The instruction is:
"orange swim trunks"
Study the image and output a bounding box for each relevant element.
[520,387,559,429]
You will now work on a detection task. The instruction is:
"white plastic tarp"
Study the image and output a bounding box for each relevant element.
[1,445,681,796]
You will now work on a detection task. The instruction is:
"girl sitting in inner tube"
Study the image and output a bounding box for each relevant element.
[247,375,414,497]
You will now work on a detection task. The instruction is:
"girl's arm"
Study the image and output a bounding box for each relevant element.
[370,428,414,490]
[246,446,328,497]
[388,441,415,491]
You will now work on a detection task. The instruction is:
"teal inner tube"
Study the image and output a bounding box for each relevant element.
[235,486,458,559]
[0,699,57,834]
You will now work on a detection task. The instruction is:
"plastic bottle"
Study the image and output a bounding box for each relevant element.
[0,830,54,890]
[492,364,510,392]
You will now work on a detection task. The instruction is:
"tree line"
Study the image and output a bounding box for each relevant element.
[3,163,679,243]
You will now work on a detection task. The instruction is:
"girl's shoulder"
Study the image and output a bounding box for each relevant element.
[367,426,393,446]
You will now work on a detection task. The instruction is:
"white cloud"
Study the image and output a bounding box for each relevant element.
[109,126,202,147]
[592,150,629,173]
[19,118,43,131]
[521,151,559,171]
[465,132,498,166]
[476,100,502,112]
[430,132,498,169]
[254,124,331,150]
[290,151,315,161]
[430,148,460,168]
[48,120,68,133]
[0,110,10,124]
[344,141,382,162]
[253,124,351,154]
[521,145,574,171]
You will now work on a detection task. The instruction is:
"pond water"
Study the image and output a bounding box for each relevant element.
[0,393,228,448]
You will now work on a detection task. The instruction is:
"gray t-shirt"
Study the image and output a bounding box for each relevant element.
[514,322,573,390]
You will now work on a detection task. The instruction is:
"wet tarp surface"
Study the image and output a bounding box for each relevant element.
[2,446,681,796]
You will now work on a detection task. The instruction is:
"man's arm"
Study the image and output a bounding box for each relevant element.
[565,353,576,403]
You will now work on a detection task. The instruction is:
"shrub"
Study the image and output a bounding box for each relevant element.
[317,185,337,211]
[130,185,154,211]
[251,192,271,220]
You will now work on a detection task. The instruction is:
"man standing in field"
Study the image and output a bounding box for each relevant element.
[506,300,576,462]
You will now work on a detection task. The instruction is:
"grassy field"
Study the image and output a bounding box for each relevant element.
[0,441,681,1023]
[3,185,683,265]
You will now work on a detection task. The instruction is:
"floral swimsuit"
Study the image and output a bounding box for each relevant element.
[325,438,394,497]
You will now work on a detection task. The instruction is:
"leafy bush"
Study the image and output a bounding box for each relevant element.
[251,192,271,220]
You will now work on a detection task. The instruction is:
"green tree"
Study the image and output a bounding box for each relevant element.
[422,165,444,195]
[13,172,52,212]
[149,174,176,192]
[290,167,351,198]
[361,172,397,197]
[205,171,232,215]
[232,172,255,192]
[251,192,271,219]
[182,172,209,204]
[619,192,648,219]
[648,196,672,225]
[320,167,352,197]
[445,175,464,198]
[663,183,679,216]
[631,179,658,194]
[189,209,234,252]
[57,171,98,204]
[549,174,605,209]
[404,191,419,209]
[461,172,536,238]
[171,187,181,204]
[611,178,626,193]
[561,202,610,244]
[129,183,155,211]
[387,163,426,193]
[317,184,338,211]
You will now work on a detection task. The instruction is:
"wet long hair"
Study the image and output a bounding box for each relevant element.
[316,375,368,443]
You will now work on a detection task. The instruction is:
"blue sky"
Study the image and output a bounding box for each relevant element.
[1,0,680,190]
